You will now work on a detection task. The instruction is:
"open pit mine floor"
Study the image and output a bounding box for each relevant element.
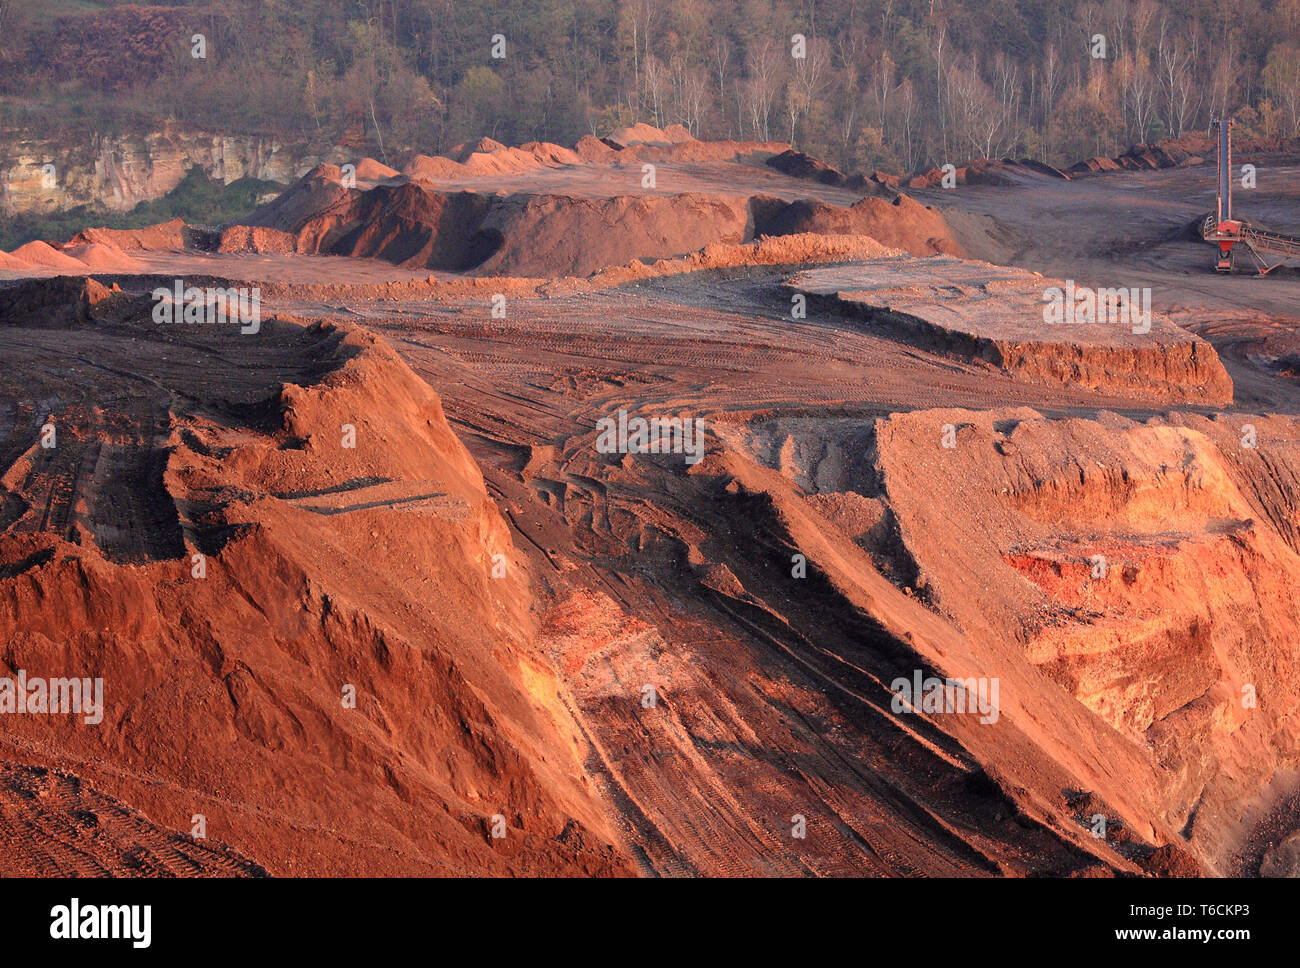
[3,135,1300,878]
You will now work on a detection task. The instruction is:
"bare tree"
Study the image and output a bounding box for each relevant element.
[1102,0,1129,63]
[1131,0,1160,53]
[619,0,660,112]
[742,37,783,141]
[898,76,918,169]
[992,51,1023,154]
[947,58,1005,158]
[1039,45,1063,159]
[784,35,830,145]
[1265,42,1300,136]
[872,50,896,138]
[796,36,831,109]
[1207,42,1239,124]
[642,53,667,126]
[670,57,710,135]
[1157,18,1198,136]
[786,81,805,144]
[713,36,731,125]
[834,20,868,73]
[933,21,949,155]
[879,0,897,44]
[837,66,860,157]
[1120,51,1158,141]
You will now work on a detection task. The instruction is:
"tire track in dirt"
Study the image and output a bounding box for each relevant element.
[0,761,267,878]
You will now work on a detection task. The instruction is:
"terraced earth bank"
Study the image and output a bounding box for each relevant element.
[2,131,1300,877]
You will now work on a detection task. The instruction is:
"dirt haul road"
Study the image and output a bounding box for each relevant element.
[2,137,1300,877]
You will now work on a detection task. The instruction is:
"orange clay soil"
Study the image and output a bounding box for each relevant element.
[4,137,1300,876]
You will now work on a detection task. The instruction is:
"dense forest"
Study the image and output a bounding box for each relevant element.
[1,0,1298,171]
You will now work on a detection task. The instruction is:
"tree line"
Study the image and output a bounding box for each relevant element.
[1,0,1297,173]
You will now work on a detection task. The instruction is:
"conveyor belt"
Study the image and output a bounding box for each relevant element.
[1201,214,1300,273]
[1242,225,1300,259]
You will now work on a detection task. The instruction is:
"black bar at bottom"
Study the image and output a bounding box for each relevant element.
[0,875,1275,957]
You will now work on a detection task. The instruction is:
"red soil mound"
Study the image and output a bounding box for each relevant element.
[252,181,497,269]
[475,192,752,276]
[896,158,1068,190]
[69,218,187,252]
[767,148,848,186]
[453,137,507,161]
[247,173,758,276]
[520,140,582,165]
[404,153,465,183]
[574,134,619,162]
[607,122,673,147]
[405,140,581,185]
[9,241,87,271]
[786,259,1231,404]
[624,138,785,163]
[235,132,964,275]
[583,233,898,287]
[241,166,962,275]
[353,157,400,182]
[0,275,117,328]
[217,224,299,255]
[0,309,632,876]
[242,166,359,251]
[757,193,965,256]
[457,146,544,175]
[61,242,142,271]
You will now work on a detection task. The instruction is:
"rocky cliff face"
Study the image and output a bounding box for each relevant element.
[0,123,342,216]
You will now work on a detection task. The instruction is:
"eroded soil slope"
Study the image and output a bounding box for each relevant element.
[0,281,627,875]
[734,408,1300,874]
